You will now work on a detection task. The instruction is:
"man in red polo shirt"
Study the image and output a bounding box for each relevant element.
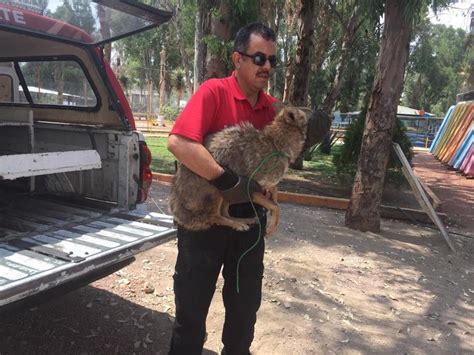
[167,22,278,355]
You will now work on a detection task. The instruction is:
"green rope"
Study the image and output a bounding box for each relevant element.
[236,151,286,294]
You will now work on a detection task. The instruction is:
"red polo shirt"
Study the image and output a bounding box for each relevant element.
[170,73,277,143]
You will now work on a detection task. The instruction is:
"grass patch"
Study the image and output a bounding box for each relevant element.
[304,145,342,175]
[145,136,344,184]
[283,145,351,188]
[145,136,176,174]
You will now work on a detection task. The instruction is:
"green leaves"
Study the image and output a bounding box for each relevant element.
[332,112,413,181]
[404,23,469,115]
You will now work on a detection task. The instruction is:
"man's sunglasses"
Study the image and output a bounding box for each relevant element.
[238,51,278,68]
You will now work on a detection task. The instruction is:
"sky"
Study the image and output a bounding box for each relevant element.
[428,0,473,32]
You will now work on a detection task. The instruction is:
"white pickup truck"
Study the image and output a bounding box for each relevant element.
[0,0,176,313]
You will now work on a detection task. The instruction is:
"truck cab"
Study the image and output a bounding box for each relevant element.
[0,0,176,313]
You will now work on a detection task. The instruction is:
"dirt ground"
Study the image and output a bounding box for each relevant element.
[279,149,474,232]
[1,150,473,355]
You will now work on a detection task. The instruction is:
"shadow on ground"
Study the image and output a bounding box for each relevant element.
[0,285,216,355]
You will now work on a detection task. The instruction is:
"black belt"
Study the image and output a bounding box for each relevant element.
[228,202,266,219]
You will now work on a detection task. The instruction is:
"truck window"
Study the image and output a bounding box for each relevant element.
[0,59,97,107]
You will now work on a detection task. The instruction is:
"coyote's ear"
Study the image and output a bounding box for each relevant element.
[298,107,313,117]
[284,108,297,124]
[285,111,296,124]
[272,101,285,115]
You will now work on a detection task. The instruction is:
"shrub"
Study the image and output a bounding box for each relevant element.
[160,105,181,121]
[333,109,413,185]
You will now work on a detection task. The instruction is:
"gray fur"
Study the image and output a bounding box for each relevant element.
[169,105,309,231]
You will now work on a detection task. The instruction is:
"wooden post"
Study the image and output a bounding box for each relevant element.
[393,143,456,252]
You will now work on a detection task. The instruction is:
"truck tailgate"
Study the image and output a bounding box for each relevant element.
[0,197,176,309]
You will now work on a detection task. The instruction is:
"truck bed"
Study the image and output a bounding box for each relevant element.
[0,190,176,310]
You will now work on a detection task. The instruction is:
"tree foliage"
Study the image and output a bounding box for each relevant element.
[333,112,413,177]
[116,0,474,124]
[36,0,469,114]
[404,23,470,115]
[51,0,95,33]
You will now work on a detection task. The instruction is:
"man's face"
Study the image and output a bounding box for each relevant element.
[236,33,277,92]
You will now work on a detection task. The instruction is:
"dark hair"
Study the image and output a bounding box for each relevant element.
[233,22,276,53]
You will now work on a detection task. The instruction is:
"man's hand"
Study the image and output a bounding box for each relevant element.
[209,166,262,205]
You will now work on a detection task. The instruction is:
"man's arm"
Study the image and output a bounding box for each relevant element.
[167,134,224,181]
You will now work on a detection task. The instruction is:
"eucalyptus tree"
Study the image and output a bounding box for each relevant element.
[50,0,96,103]
[307,5,341,109]
[311,1,332,80]
[321,1,384,155]
[171,0,195,95]
[259,0,285,95]
[31,0,49,14]
[465,34,474,92]
[345,0,452,233]
[52,0,95,33]
[204,0,260,80]
[285,0,315,169]
[193,0,214,90]
[338,22,381,112]
[206,0,233,79]
[115,0,186,110]
[159,48,167,115]
[290,0,373,167]
[174,69,185,109]
[403,23,469,115]
[322,0,365,115]
[288,0,315,107]
[259,0,283,30]
[96,5,112,61]
[317,0,365,155]
[281,0,300,102]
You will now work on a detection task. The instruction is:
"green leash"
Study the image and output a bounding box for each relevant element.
[236,151,286,294]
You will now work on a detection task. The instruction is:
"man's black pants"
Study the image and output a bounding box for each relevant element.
[169,206,266,355]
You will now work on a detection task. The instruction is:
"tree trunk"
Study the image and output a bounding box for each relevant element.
[319,6,360,156]
[36,65,42,101]
[282,3,298,103]
[282,58,293,103]
[148,80,154,119]
[288,0,315,170]
[259,0,284,96]
[205,1,231,79]
[345,0,413,232]
[258,0,276,30]
[288,0,314,107]
[271,1,285,97]
[193,0,211,90]
[97,6,111,62]
[173,0,193,95]
[322,7,359,115]
[54,62,65,105]
[83,78,88,106]
[312,2,331,77]
[466,57,474,91]
[159,49,167,121]
[176,89,182,110]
